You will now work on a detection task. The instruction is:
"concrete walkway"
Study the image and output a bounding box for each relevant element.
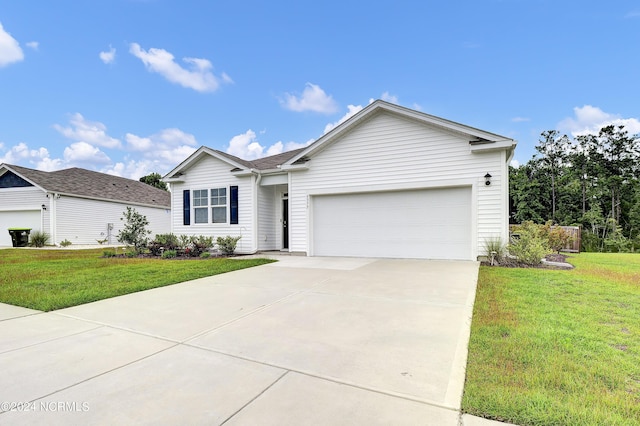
[0,255,504,425]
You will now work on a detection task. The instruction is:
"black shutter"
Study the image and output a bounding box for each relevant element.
[183,190,190,225]
[230,186,239,224]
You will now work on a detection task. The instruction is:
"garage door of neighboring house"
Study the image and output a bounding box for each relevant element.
[0,210,41,247]
[311,187,472,260]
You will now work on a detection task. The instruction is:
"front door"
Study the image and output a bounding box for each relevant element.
[282,198,289,249]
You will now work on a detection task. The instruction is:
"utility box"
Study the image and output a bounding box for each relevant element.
[8,228,31,247]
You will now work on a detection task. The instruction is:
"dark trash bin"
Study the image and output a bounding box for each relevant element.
[8,228,31,247]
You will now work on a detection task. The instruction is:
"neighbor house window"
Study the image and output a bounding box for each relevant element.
[193,189,209,223]
[211,187,227,223]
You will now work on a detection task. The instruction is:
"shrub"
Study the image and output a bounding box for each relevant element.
[60,239,72,247]
[541,222,575,254]
[161,249,177,259]
[200,252,211,259]
[148,233,180,256]
[508,221,550,266]
[191,235,214,257]
[102,250,117,258]
[29,230,50,248]
[603,219,630,253]
[216,235,241,256]
[483,236,505,264]
[116,207,151,253]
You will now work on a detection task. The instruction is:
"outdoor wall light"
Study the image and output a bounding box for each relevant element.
[484,173,492,186]
[41,204,47,210]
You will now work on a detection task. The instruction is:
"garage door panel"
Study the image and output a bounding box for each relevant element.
[0,210,41,247]
[312,187,471,260]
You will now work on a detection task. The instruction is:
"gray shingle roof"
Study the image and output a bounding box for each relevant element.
[213,148,307,171]
[3,164,171,208]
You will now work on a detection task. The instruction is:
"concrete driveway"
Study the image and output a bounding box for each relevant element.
[0,256,481,425]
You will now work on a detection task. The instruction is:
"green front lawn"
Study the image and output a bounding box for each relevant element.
[463,253,640,425]
[0,249,275,311]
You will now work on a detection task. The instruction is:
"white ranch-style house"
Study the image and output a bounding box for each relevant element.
[163,100,517,260]
[0,164,171,247]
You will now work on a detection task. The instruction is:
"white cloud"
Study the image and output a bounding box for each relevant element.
[99,45,116,64]
[1,142,47,164]
[63,141,111,165]
[26,41,38,50]
[118,128,198,178]
[227,130,264,160]
[54,113,122,149]
[226,130,312,160]
[129,43,231,93]
[0,22,24,67]
[281,83,338,114]
[558,105,640,137]
[511,117,531,122]
[625,10,640,18]
[324,104,363,134]
[380,92,399,104]
[510,159,520,168]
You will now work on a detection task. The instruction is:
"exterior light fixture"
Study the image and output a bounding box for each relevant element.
[41,204,47,210]
[484,173,492,186]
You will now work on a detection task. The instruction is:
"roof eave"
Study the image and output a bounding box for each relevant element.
[469,140,518,153]
[283,100,516,166]
[163,146,249,179]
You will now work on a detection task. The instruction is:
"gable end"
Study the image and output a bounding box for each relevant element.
[0,171,34,188]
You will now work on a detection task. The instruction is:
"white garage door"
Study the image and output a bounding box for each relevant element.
[312,187,472,260]
[0,210,41,247]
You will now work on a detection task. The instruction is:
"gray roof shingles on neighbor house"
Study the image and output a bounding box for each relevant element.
[5,164,171,208]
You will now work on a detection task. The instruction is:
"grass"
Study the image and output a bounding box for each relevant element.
[462,253,640,425]
[0,249,275,311]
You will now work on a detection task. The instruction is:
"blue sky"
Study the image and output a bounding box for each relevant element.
[1,0,639,179]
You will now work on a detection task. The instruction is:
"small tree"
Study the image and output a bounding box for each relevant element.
[117,207,151,253]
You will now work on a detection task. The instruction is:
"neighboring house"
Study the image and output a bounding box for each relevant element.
[164,100,517,260]
[0,164,171,247]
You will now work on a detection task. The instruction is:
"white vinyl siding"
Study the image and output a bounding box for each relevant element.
[289,111,506,259]
[257,185,277,251]
[169,155,253,253]
[54,197,170,245]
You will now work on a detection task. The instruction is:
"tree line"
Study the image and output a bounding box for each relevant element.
[510,125,640,252]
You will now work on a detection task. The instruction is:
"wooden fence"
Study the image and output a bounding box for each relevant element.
[556,226,581,253]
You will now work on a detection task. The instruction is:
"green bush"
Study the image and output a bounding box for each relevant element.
[541,222,575,253]
[200,252,211,259]
[216,236,241,256]
[508,221,550,265]
[161,249,177,259]
[102,250,117,258]
[60,239,72,247]
[148,233,180,256]
[581,231,601,252]
[29,230,50,248]
[603,219,630,253]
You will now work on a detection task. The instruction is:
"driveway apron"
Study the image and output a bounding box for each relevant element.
[0,256,479,425]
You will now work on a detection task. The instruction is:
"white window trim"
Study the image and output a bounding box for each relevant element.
[192,187,228,225]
